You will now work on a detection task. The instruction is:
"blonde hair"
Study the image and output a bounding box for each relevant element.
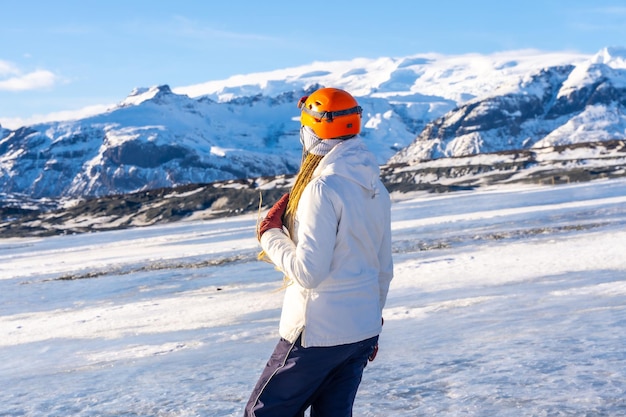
[284,153,324,235]
[258,153,324,289]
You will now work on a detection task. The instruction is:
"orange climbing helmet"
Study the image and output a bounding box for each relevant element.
[297,87,362,139]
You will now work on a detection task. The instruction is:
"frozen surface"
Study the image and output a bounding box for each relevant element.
[1,179,626,416]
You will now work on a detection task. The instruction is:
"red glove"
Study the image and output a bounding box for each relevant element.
[368,317,384,362]
[258,193,290,239]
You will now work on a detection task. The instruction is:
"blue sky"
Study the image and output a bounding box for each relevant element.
[1,0,625,129]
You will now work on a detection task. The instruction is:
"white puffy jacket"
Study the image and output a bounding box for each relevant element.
[260,137,394,347]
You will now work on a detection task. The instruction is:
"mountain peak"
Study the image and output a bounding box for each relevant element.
[119,84,174,107]
[591,46,626,68]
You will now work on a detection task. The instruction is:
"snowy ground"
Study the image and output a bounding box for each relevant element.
[1,178,626,416]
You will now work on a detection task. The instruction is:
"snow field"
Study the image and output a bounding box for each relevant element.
[1,179,626,416]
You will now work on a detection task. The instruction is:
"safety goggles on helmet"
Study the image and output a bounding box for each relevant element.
[297,96,363,122]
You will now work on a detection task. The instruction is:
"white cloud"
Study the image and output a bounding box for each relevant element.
[0,60,19,76]
[0,60,58,91]
[0,103,112,130]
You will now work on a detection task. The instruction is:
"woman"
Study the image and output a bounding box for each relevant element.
[245,87,394,417]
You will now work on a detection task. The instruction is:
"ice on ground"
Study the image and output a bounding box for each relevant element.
[1,179,626,416]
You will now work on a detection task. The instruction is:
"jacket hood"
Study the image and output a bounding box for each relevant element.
[313,137,381,196]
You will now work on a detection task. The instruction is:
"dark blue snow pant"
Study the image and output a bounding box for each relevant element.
[243,334,378,417]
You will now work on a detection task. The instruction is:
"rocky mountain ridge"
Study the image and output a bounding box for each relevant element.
[2,138,625,238]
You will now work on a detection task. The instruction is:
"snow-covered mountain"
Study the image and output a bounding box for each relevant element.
[390,47,626,163]
[1,47,625,199]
